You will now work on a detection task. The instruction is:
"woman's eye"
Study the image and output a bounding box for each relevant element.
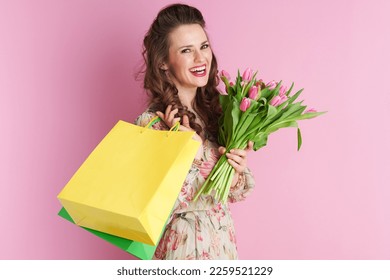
[181,48,191,53]
[201,44,209,49]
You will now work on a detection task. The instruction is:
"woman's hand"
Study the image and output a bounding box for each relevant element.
[156,105,204,159]
[218,141,254,186]
[155,105,180,129]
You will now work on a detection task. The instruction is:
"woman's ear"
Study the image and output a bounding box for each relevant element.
[160,63,168,71]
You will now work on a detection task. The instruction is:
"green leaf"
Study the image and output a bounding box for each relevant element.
[236,82,242,98]
[274,80,283,92]
[288,88,304,104]
[260,105,279,128]
[297,128,302,151]
[221,76,230,89]
[280,102,305,120]
[286,82,294,96]
[223,102,234,144]
[219,94,229,112]
[232,111,257,144]
[267,105,278,119]
[218,124,226,146]
[228,86,236,96]
[236,69,242,86]
[265,120,298,134]
[259,97,267,107]
[224,98,241,145]
[261,88,272,99]
[244,110,267,137]
[293,111,327,121]
[252,133,268,151]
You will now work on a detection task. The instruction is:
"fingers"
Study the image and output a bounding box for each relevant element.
[246,141,254,151]
[222,147,248,173]
[219,147,246,157]
[218,146,226,154]
[227,157,245,173]
[166,108,179,125]
[177,119,202,143]
[156,107,202,143]
[177,115,192,132]
[226,150,245,166]
[177,124,191,132]
[156,105,180,128]
[182,114,190,128]
[229,148,246,157]
[222,141,253,173]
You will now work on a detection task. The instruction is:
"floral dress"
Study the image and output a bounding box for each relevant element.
[135,110,255,260]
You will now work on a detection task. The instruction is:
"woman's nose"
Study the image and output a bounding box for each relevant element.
[194,49,205,63]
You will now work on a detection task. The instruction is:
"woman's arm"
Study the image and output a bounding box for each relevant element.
[228,167,255,203]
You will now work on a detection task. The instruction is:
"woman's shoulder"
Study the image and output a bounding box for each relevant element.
[134,109,157,127]
[134,108,169,130]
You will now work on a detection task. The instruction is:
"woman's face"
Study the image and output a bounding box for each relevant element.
[165,24,212,92]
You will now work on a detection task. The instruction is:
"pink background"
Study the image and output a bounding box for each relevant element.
[1,0,389,259]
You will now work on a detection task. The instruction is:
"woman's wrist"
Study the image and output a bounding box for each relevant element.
[231,172,244,188]
[231,172,239,187]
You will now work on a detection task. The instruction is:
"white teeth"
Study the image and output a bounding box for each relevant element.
[190,66,206,72]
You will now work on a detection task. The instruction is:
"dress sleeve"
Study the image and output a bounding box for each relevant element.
[134,111,168,130]
[228,167,255,203]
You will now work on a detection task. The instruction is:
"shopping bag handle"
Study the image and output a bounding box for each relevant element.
[145,116,180,132]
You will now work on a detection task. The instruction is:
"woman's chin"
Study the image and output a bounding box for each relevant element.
[195,77,209,88]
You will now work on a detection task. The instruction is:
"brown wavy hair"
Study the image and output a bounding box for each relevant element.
[142,3,221,142]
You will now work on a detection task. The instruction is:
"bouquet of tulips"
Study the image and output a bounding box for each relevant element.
[194,68,325,203]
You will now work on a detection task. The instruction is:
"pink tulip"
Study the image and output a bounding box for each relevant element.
[217,82,228,95]
[255,80,264,88]
[279,94,288,104]
[239,97,251,111]
[305,108,317,113]
[275,85,288,107]
[269,95,281,106]
[266,80,277,90]
[220,70,231,81]
[279,85,287,96]
[248,86,259,100]
[242,68,253,82]
[226,82,234,92]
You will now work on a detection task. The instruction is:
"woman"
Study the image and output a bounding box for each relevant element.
[135,3,255,260]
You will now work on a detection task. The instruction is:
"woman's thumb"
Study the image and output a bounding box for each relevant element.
[182,114,190,128]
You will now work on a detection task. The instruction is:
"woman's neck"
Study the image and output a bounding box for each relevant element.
[177,87,197,110]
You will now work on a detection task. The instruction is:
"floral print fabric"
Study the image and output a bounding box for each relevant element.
[135,110,255,260]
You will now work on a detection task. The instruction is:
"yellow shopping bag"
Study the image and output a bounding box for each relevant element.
[57,117,199,246]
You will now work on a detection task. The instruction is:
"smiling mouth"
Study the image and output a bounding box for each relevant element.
[189,64,207,77]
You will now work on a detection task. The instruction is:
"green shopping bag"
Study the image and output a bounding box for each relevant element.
[58,207,156,260]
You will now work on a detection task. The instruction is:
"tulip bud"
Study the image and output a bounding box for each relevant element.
[279,94,288,104]
[248,86,259,100]
[279,85,287,96]
[217,82,228,95]
[305,108,317,113]
[220,70,231,81]
[266,80,277,90]
[242,68,253,82]
[269,95,281,106]
[226,82,234,92]
[239,97,251,112]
